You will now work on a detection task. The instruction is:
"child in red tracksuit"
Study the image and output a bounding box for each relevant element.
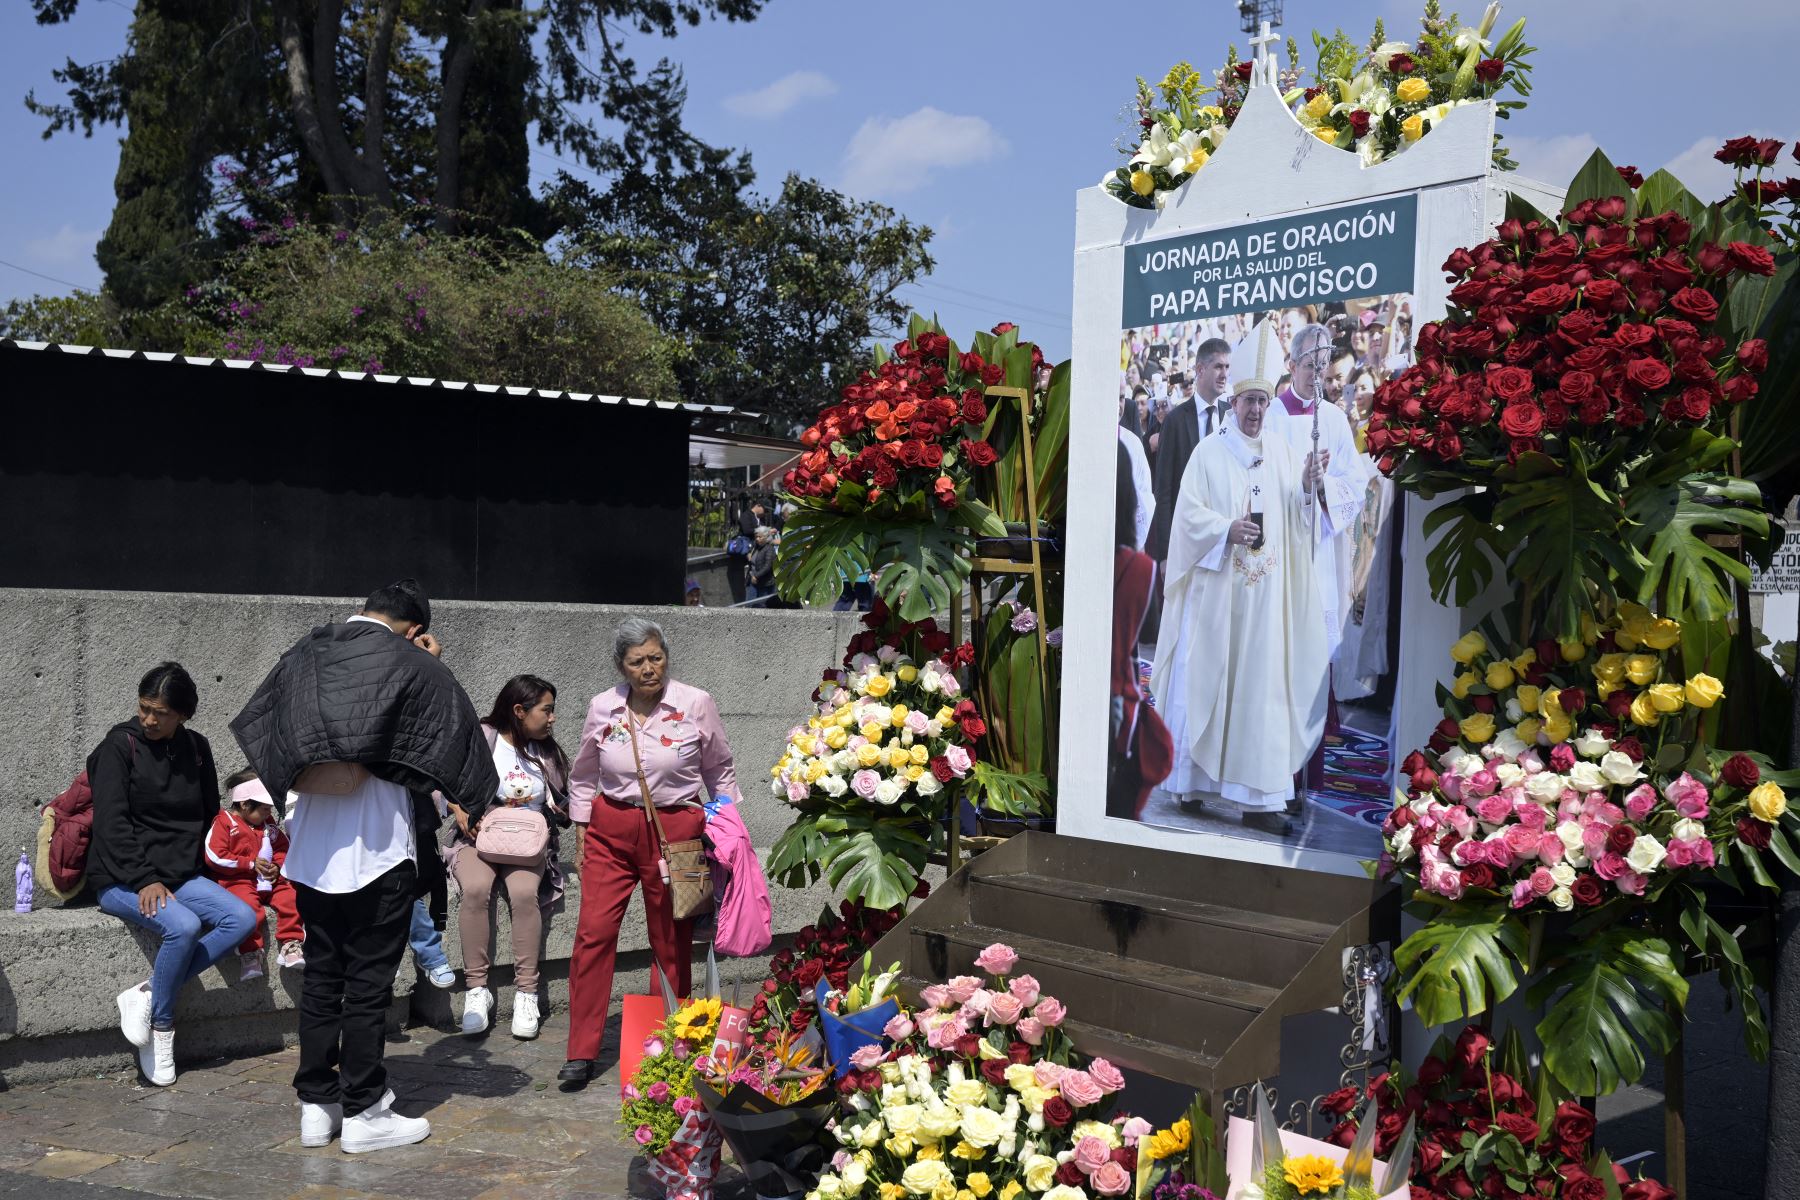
[206,770,305,979]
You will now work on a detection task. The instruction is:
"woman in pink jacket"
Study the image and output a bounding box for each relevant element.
[558,618,741,1084]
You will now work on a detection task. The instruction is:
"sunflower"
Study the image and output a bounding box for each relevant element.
[1283,1153,1345,1196]
[671,997,722,1042]
[1145,1118,1192,1162]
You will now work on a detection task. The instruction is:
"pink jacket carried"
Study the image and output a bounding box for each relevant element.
[704,801,771,957]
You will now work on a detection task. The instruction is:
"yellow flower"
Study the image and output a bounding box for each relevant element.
[1198,105,1224,120]
[1485,661,1515,690]
[907,764,925,782]
[889,704,910,726]
[1130,170,1155,197]
[1685,674,1724,709]
[1284,1153,1347,1196]
[1542,711,1573,744]
[864,674,893,698]
[936,706,956,724]
[861,723,886,743]
[671,996,721,1041]
[881,1186,906,1200]
[945,1079,985,1107]
[1304,91,1333,119]
[1186,147,1211,172]
[838,710,858,729]
[1593,653,1629,685]
[855,743,883,767]
[825,726,850,750]
[1401,113,1425,142]
[1395,77,1431,103]
[1643,618,1682,650]
[886,747,911,770]
[806,760,828,783]
[1559,638,1588,663]
[885,1135,915,1158]
[1021,1155,1058,1192]
[1451,672,1477,700]
[1629,691,1662,727]
[931,1181,957,1200]
[1749,782,1789,823]
[1459,713,1496,744]
[1581,612,1602,644]
[1312,124,1337,144]
[910,745,930,765]
[1625,654,1660,686]
[951,1140,986,1161]
[1512,647,1538,673]
[897,664,919,684]
[1647,683,1685,713]
[916,1141,946,1161]
[966,1175,993,1199]
[1514,717,1542,743]
[1146,1119,1192,1162]
[1514,684,1542,713]
[1450,631,1487,664]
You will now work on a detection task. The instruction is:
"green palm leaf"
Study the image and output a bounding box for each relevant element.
[1529,928,1687,1096]
[1624,473,1771,624]
[1392,900,1529,1027]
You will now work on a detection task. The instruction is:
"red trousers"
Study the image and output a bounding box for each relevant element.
[220,878,305,953]
[566,798,702,1062]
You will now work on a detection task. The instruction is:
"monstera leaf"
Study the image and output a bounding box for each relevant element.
[768,812,934,911]
[1624,472,1772,625]
[1393,899,1529,1027]
[775,496,1004,622]
[1529,927,1687,1096]
[1422,494,1510,609]
[1489,449,1644,638]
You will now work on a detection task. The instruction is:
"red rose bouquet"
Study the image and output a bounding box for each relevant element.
[1365,147,1781,637]
[1321,1027,1673,1200]
[777,318,1056,621]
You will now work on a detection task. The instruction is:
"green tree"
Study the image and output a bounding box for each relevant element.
[551,169,935,434]
[172,212,679,398]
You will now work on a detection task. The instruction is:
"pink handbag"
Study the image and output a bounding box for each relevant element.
[474,806,549,866]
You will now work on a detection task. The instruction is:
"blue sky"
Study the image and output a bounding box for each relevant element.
[2,0,1794,364]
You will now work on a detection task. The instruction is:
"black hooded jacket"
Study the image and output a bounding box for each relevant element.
[86,720,220,893]
[231,620,497,910]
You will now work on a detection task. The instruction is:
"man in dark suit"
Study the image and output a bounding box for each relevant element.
[1144,338,1232,563]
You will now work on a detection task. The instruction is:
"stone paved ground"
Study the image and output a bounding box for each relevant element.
[0,1007,750,1200]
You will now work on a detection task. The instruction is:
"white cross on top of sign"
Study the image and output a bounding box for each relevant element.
[1249,21,1280,88]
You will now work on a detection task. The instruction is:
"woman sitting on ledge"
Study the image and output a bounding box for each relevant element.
[89,662,255,1088]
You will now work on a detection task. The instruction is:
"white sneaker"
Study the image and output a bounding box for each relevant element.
[240,951,265,981]
[117,982,151,1048]
[340,1103,430,1154]
[511,991,540,1040]
[276,941,306,970]
[461,986,493,1034]
[301,1088,395,1147]
[138,1028,175,1086]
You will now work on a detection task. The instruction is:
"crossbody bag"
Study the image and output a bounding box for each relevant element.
[627,713,714,920]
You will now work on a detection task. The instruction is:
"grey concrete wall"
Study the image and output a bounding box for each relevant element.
[0,588,859,1083]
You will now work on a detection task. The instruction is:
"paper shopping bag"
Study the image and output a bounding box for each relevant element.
[618,961,682,1084]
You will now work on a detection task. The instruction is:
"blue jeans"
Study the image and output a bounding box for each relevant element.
[409,898,448,972]
[97,877,258,1030]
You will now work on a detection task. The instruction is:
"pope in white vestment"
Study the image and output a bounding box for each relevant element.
[1152,321,1329,826]
[1267,321,1370,664]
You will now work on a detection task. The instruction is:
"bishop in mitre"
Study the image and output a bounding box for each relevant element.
[1151,320,1329,835]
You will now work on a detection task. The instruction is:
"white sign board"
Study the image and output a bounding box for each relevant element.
[1057,79,1562,876]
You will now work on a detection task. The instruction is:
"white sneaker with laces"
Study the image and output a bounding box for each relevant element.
[340,1102,430,1154]
[276,941,306,970]
[461,986,493,1034]
[240,951,265,980]
[117,982,151,1048]
[139,1028,176,1086]
[300,1088,394,1147]
[511,991,540,1040]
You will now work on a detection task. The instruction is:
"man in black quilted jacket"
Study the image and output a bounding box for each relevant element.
[232,579,496,1155]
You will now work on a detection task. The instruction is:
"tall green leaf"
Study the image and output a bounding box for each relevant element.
[1528,929,1687,1095]
[1633,169,1705,226]
[1623,473,1770,624]
[1490,450,1642,637]
[1393,901,1529,1027]
[1738,245,1800,481]
[1560,147,1631,212]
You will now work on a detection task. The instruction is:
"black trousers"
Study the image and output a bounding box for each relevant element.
[292,861,416,1116]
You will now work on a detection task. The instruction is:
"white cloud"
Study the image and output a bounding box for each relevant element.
[1657,131,1786,204]
[1505,133,1599,189]
[23,224,102,273]
[723,70,837,119]
[840,107,1007,198]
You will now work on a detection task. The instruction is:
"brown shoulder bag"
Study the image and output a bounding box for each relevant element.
[627,716,714,920]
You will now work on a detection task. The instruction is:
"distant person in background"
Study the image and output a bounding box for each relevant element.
[747,527,778,605]
[724,494,756,605]
[683,578,704,607]
[92,662,256,1089]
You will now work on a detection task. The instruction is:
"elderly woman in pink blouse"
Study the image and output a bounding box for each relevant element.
[557,617,741,1084]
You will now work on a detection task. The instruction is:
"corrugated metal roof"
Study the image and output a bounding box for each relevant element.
[0,338,743,417]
